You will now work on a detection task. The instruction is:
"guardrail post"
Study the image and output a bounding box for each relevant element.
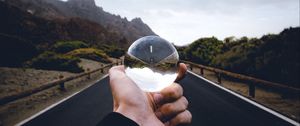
[59,82,66,91]
[86,68,91,79]
[87,73,91,79]
[216,73,222,84]
[200,68,204,75]
[249,83,255,98]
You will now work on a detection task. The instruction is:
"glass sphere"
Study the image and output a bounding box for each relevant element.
[124,36,179,92]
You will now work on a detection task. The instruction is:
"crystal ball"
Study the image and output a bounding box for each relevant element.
[124,36,179,92]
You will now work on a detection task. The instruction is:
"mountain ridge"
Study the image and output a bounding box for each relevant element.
[5,0,156,43]
[0,1,131,67]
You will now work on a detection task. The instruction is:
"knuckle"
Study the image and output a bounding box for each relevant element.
[164,103,174,112]
[184,110,192,123]
[169,88,178,97]
[181,97,189,109]
[170,110,192,126]
[177,111,192,124]
[175,84,183,93]
[176,116,185,124]
[172,84,183,96]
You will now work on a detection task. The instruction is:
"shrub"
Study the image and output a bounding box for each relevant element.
[27,51,83,73]
[52,41,88,53]
[0,34,38,67]
[184,37,223,65]
[67,48,113,63]
[98,45,125,58]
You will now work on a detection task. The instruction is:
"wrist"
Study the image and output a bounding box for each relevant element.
[115,105,145,125]
[115,104,160,126]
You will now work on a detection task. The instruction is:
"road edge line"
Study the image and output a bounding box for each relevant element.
[188,71,299,126]
[15,74,109,126]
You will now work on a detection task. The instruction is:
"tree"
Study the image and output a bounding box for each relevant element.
[184,37,223,65]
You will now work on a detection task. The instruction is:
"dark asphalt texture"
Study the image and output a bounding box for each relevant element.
[23,73,295,126]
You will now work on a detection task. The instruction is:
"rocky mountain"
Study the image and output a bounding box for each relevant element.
[5,0,156,43]
[0,1,130,66]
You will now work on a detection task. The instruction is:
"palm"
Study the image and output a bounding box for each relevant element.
[109,67,164,126]
[108,63,190,126]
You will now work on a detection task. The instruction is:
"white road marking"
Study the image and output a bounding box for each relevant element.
[150,45,153,53]
[15,74,109,126]
[188,71,300,126]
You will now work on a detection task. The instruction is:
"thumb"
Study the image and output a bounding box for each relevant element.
[108,66,141,101]
[176,63,187,82]
[109,66,140,91]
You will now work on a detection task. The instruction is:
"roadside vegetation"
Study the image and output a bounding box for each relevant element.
[0,37,125,73]
[67,48,113,64]
[98,44,125,58]
[25,41,123,73]
[52,41,89,54]
[26,51,83,73]
[178,27,300,88]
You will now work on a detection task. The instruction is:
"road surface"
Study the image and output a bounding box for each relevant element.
[19,72,298,126]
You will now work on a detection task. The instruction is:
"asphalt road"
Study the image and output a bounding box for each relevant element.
[21,72,297,126]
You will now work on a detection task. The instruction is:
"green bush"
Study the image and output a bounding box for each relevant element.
[27,51,83,73]
[184,37,223,65]
[52,41,88,53]
[67,48,113,63]
[211,27,300,87]
[98,45,125,58]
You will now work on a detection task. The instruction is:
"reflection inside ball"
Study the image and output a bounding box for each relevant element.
[124,36,179,92]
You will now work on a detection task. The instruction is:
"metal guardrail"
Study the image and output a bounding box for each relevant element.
[0,61,123,105]
[181,60,300,98]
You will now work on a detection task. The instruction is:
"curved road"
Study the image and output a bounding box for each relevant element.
[19,72,298,126]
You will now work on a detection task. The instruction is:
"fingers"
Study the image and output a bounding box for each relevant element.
[167,110,192,126]
[155,97,188,120]
[176,63,187,81]
[155,83,183,105]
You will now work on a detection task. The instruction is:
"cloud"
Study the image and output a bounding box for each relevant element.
[97,0,299,45]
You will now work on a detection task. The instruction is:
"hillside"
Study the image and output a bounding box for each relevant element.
[0,2,125,70]
[5,0,156,43]
[0,1,128,48]
[179,27,300,88]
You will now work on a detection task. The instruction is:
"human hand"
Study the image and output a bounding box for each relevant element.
[109,63,191,126]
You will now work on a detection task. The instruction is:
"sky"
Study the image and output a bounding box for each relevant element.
[95,0,299,46]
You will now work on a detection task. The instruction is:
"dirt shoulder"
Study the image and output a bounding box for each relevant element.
[0,58,110,126]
